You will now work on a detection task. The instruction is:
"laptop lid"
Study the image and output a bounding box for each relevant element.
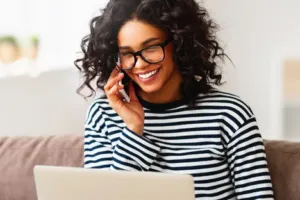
[34,165,195,200]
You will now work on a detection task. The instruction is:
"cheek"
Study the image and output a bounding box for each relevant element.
[127,72,136,80]
[162,48,175,70]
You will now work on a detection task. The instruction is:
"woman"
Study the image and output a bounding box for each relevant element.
[75,0,274,199]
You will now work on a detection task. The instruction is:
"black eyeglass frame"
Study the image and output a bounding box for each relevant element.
[115,38,172,70]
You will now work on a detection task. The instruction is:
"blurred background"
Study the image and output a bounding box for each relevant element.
[0,0,299,141]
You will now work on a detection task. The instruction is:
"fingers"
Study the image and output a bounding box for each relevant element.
[104,68,126,105]
[109,67,120,79]
[107,84,124,96]
[104,72,124,92]
[106,83,124,106]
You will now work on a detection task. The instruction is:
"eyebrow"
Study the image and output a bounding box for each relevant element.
[119,37,160,50]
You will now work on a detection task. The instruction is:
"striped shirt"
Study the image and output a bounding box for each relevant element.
[84,89,274,200]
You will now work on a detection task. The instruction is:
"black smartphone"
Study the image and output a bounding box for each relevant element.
[118,71,131,102]
[121,72,131,92]
[116,55,131,102]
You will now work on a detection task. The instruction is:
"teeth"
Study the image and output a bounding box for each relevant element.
[138,69,158,79]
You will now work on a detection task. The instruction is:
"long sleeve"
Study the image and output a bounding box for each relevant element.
[226,116,274,199]
[83,100,160,171]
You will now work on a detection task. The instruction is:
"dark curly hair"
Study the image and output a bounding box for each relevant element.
[75,0,228,104]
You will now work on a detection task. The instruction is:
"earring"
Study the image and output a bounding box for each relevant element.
[194,75,202,82]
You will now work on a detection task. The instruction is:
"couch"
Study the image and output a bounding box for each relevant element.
[0,135,299,200]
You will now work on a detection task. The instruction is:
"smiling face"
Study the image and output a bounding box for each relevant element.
[117,19,182,102]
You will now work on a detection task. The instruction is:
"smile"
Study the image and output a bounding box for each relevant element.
[137,69,158,79]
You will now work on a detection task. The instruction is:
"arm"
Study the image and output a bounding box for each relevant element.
[84,100,160,171]
[226,116,274,199]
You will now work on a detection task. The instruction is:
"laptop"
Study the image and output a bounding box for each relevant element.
[34,165,195,200]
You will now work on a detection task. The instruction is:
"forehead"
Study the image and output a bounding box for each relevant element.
[117,20,166,47]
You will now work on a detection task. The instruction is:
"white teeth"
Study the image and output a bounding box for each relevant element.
[138,69,158,79]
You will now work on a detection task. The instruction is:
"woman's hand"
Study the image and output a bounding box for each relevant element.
[104,68,144,135]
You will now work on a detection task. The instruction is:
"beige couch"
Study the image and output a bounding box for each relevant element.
[0,135,299,200]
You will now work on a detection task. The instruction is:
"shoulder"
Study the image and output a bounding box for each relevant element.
[195,89,261,144]
[85,96,115,124]
[86,96,108,115]
[195,89,255,127]
[87,96,109,111]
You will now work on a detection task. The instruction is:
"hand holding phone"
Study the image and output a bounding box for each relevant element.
[104,60,144,135]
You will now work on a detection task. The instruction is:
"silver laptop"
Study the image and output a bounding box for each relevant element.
[34,165,195,200]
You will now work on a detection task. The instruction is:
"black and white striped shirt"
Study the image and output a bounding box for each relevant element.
[84,89,274,200]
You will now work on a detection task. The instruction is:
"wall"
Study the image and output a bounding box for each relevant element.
[201,0,300,139]
[0,0,106,136]
[0,68,90,136]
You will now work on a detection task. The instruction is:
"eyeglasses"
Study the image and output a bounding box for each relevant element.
[115,38,172,70]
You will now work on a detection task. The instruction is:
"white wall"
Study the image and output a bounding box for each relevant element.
[0,68,90,136]
[202,0,300,139]
[0,0,107,136]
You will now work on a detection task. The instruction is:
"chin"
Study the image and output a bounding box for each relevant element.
[139,84,162,94]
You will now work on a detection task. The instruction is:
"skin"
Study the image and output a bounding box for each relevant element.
[104,19,182,135]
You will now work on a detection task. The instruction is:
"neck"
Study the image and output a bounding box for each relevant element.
[138,70,182,104]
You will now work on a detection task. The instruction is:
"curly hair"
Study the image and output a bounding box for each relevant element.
[75,0,228,104]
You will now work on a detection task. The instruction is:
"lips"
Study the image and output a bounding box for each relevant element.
[136,68,159,75]
[134,67,161,83]
[137,69,158,79]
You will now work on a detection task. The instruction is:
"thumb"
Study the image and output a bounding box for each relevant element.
[129,81,138,101]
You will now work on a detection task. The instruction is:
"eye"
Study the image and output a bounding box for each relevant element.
[144,45,160,52]
[119,52,133,58]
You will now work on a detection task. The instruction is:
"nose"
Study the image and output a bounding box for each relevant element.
[134,55,150,70]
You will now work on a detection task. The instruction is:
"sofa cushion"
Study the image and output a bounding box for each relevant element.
[0,135,83,200]
[264,140,300,200]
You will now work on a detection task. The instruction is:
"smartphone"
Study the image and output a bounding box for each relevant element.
[118,72,131,103]
[117,57,131,103]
